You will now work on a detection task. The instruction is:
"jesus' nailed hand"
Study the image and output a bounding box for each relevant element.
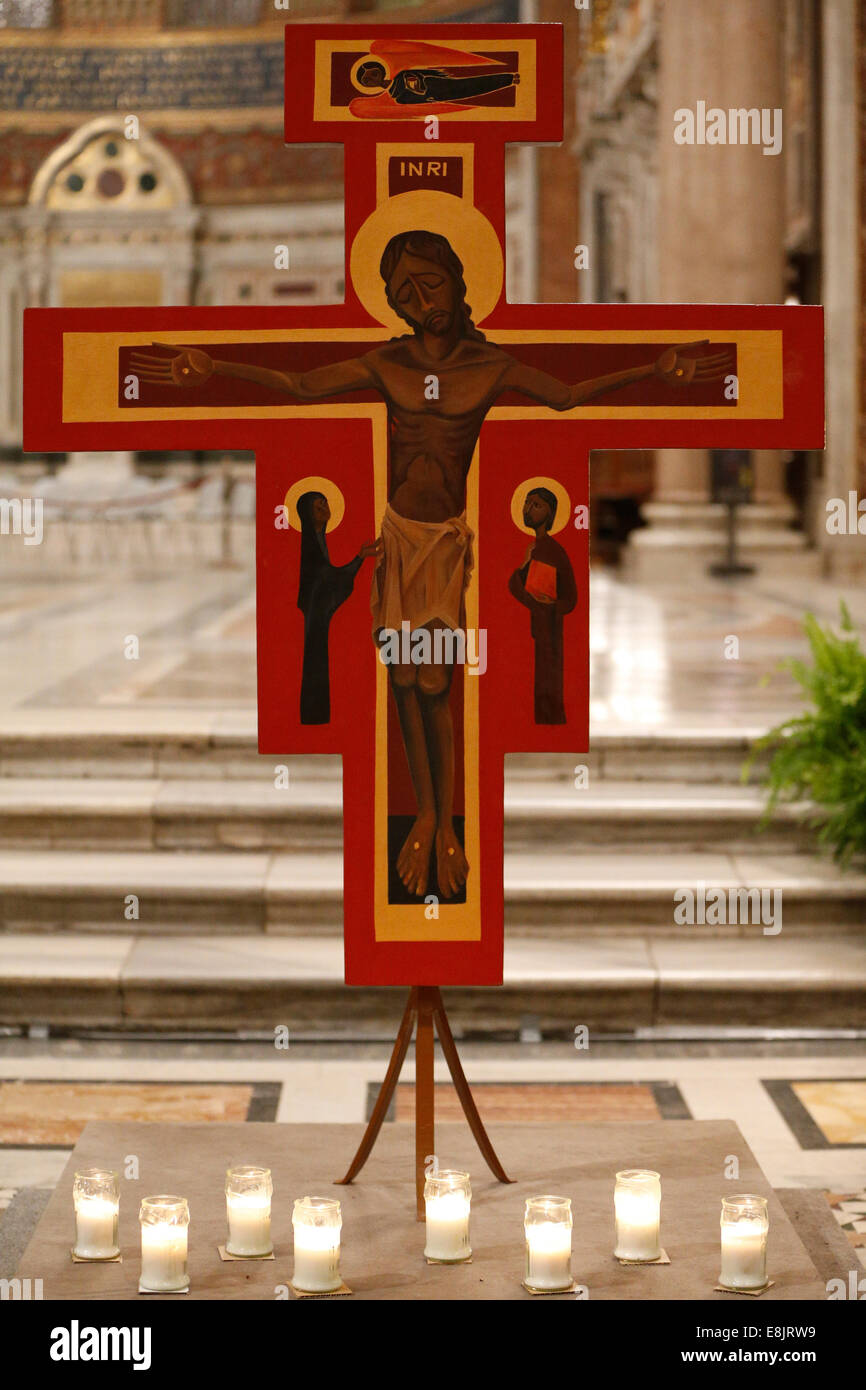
[131,231,732,902]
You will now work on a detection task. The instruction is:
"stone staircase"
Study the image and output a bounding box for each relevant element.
[0,715,864,1034]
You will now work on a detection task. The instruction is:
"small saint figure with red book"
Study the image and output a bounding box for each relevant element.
[508,486,578,725]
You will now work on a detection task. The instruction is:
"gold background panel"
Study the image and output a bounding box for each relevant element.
[490,330,783,420]
[61,329,781,424]
[61,329,389,423]
[374,443,481,944]
[313,37,536,124]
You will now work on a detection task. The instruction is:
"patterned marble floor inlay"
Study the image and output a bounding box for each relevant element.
[0,1080,280,1147]
[792,1082,866,1145]
[762,1079,866,1149]
[381,1081,690,1125]
[825,1191,866,1270]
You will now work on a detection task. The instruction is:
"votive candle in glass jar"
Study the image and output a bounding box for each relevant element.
[614,1169,662,1262]
[139,1196,190,1292]
[292,1196,342,1292]
[72,1168,119,1260]
[225,1165,273,1257]
[424,1169,472,1264]
[719,1195,769,1290]
[524,1195,573,1291]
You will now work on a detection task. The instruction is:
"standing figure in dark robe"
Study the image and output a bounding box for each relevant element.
[296,491,379,725]
[508,487,577,725]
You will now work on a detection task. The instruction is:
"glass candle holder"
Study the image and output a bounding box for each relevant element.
[524,1195,573,1291]
[72,1168,120,1260]
[292,1196,342,1293]
[225,1165,273,1257]
[614,1169,662,1262]
[719,1195,769,1290]
[139,1196,190,1292]
[424,1169,472,1264]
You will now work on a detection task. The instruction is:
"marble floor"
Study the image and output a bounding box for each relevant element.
[0,570,255,714]
[0,1040,863,1273]
[2,562,866,729]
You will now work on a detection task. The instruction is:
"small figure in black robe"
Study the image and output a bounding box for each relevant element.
[508,487,578,725]
[356,59,520,106]
[296,491,379,725]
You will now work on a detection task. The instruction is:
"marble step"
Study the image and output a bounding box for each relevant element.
[0,712,765,784]
[0,849,862,935]
[503,850,866,932]
[0,778,343,852]
[2,932,864,1032]
[0,778,809,853]
[507,782,810,853]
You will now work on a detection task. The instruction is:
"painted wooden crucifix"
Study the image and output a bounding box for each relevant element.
[23,23,823,1204]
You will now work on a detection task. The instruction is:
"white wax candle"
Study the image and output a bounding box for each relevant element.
[74,1195,119,1259]
[720,1218,767,1290]
[140,1222,189,1292]
[424,1190,471,1262]
[526,1220,572,1290]
[615,1188,661,1261]
[226,1191,272,1257]
[293,1223,341,1292]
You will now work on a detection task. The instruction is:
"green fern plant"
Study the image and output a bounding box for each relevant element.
[745,601,866,866]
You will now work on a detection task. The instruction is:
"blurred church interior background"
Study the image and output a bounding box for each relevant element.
[0,0,864,1286]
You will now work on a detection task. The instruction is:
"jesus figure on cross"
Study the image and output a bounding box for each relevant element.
[133,230,732,903]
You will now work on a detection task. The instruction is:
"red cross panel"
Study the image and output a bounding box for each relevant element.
[22,23,824,988]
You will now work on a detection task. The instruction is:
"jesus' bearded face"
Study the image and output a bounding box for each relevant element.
[386,251,460,338]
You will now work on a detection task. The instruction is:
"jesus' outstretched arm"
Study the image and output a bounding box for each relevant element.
[497,341,734,409]
[130,344,377,400]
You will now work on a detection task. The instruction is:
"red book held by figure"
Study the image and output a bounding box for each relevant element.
[526,558,557,602]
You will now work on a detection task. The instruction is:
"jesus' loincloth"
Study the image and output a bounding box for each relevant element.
[371,504,474,639]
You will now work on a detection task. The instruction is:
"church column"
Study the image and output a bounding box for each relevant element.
[820,0,862,577]
[536,0,581,304]
[626,0,811,579]
[657,0,785,506]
